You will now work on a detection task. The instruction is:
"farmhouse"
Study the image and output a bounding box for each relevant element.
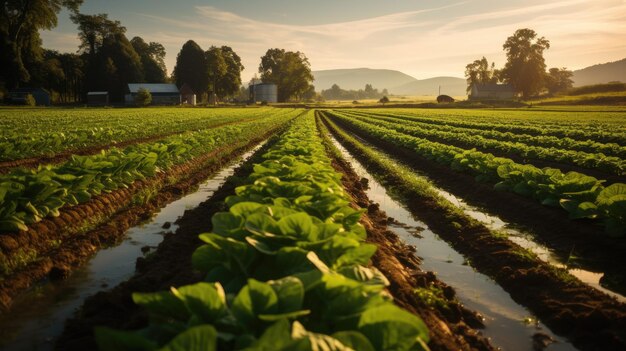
[125,83,180,105]
[469,83,516,100]
[249,83,278,103]
[7,87,50,106]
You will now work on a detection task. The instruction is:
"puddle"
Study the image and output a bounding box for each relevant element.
[0,142,265,351]
[330,136,576,351]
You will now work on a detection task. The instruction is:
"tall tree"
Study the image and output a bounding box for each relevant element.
[100,32,143,100]
[501,28,550,98]
[72,13,142,101]
[217,46,244,98]
[72,13,127,95]
[205,46,227,99]
[173,40,208,99]
[465,56,498,93]
[258,48,314,102]
[545,67,574,94]
[0,0,83,89]
[131,36,167,83]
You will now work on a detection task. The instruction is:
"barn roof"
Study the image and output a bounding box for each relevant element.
[473,83,515,93]
[128,83,179,94]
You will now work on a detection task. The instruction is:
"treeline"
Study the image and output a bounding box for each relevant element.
[0,1,246,103]
[321,84,388,100]
[465,28,575,98]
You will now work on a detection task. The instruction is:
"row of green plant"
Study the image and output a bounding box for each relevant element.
[334,110,624,175]
[344,108,626,145]
[0,111,299,232]
[324,111,626,237]
[0,108,294,161]
[341,109,625,158]
[96,112,431,351]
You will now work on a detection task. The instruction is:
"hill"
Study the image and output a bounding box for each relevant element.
[572,58,626,86]
[312,68,466,96]
[312,68,416,91]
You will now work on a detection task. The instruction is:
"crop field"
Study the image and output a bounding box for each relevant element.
[1,106,625,351]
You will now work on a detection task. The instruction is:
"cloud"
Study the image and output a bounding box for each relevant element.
[41,0,626,83]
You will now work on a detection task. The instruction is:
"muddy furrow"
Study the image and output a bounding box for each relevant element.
[321,112,626,350]
[324,112,626,275]
[0,126,282,313]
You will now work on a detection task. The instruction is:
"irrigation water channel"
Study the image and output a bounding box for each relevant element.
[329,136,577,351]
[0,143,264,351]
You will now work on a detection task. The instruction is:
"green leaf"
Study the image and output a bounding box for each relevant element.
[212,212,244,236]
[277,213,314,239]
[246,319,293,350]
[159,325,217,351]
[334,244,377,269]
[132,291,189,321]
[170,282,226,323]
[245,213,279,236]
[231,202,264,217]
[331,331,376,351]
[232,279,279,330]
[358,304,430,351]
[0,218,28,232]
[269,276,305,313]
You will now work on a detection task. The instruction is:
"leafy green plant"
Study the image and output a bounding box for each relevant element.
[96,112,431,351]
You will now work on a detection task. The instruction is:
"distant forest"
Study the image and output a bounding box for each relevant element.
[321,84,388,101]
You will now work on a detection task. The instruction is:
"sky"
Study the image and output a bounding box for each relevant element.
[40,0,626,84]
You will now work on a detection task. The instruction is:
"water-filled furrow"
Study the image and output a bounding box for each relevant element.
[434,188,626,302]
[0,143,265,351]
[330,136,576,351]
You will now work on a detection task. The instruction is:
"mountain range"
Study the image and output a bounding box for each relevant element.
[312,58,626,96]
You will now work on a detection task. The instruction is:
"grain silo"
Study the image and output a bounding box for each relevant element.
[249,83,278,103]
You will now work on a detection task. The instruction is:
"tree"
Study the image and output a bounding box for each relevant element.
[72,12,135,100]
[173,40,209,100]
[0,0,83,89]
[258,48,314,102]
[217,46,244,98]
[100,32,144,100]
[379,96,389,105]
[545,67,574,94]
[205,46,227,100]
[465,57,498,93]
[131,36,167,83]
[501,28,550,98]
[134,87,151,106]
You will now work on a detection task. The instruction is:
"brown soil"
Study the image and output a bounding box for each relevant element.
[0,126,280,313]
[325,112,626,276]
[0,117,264,173]
[321,113,626,350]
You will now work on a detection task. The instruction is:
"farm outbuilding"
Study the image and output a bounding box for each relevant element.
[249,83,278,103]
[469,84,516,100]
[87,91,109,106]
[180,83,196,106]
[125,83,180,105]
[7,88,50,106]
